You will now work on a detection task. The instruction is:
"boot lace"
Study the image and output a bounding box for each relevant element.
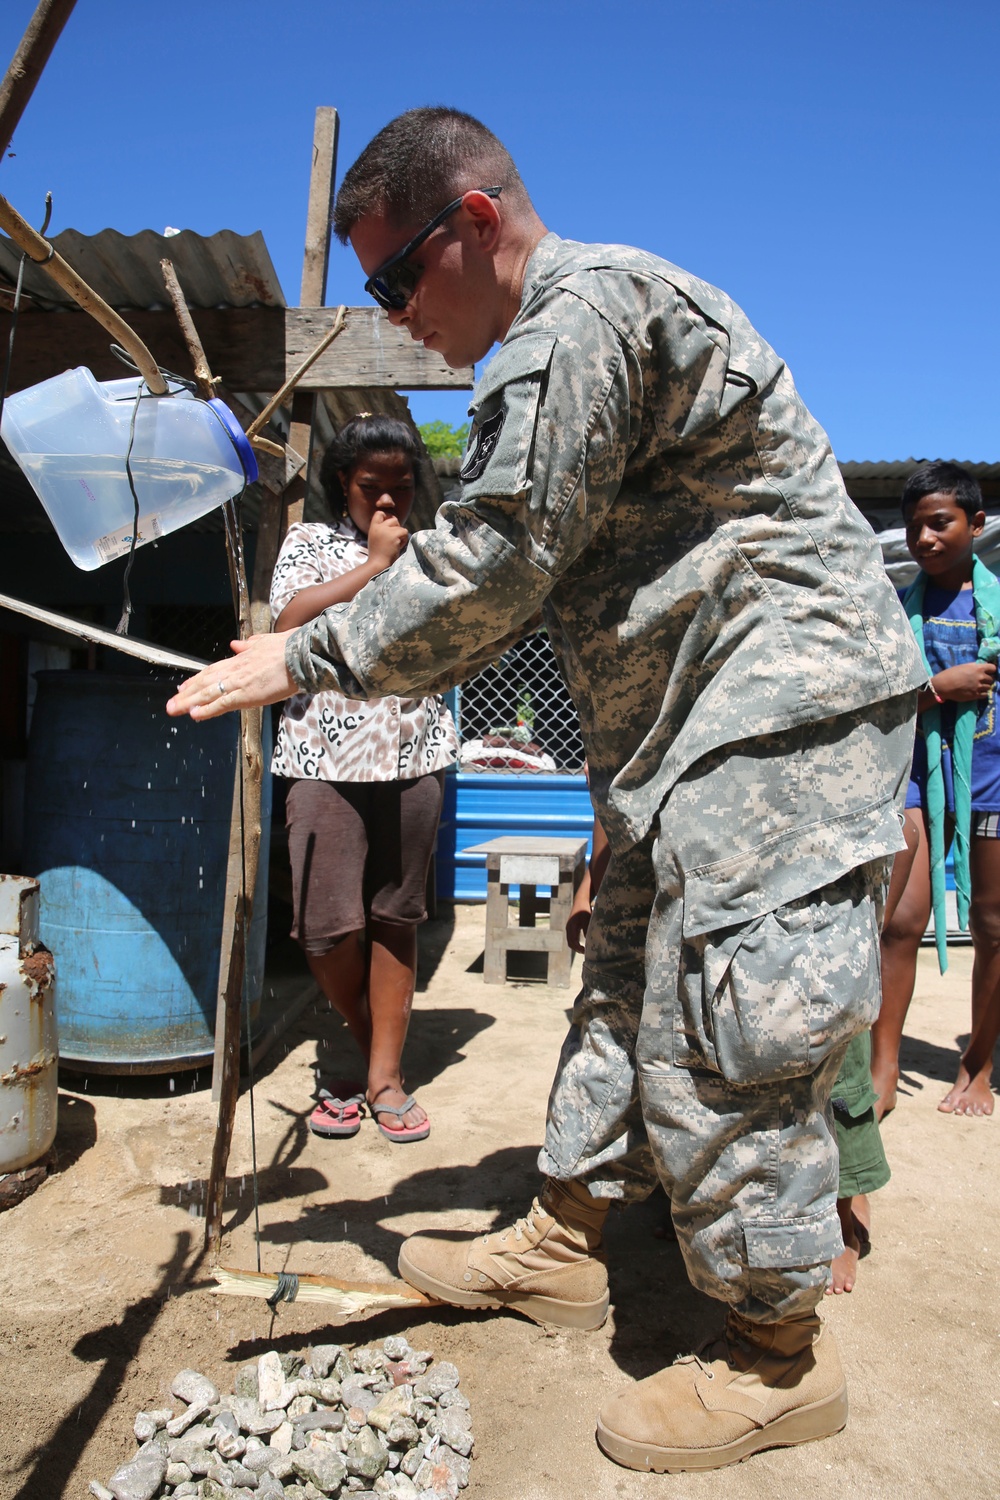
[484,1199,546,1245]
[676,1330,737,1381]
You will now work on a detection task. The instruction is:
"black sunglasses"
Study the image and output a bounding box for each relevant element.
[363,187,502,311]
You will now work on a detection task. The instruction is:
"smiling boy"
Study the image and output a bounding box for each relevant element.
[873,461,1000,1118]
[169,107,926,1471]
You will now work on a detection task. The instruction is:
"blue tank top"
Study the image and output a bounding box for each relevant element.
[905,583,1000,812]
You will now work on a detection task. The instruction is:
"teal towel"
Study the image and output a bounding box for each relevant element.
[903,556,1000,972]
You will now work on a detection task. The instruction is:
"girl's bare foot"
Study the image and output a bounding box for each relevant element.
[367,1081,428,1134]
[827,1197,870,1294]
[938,1062,996,1116]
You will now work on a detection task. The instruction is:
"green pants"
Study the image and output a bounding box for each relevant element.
[831,1030,890,1198]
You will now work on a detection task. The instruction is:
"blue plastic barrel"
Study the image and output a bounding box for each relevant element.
[22,672,270,1072]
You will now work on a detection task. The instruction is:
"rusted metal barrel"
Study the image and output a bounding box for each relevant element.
[21,672,270,1073]
[0,875,57,1170]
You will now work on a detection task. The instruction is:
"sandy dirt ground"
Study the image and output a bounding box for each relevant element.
[1,905,998,1500]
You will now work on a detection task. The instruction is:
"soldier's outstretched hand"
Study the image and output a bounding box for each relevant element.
[166,631,297,721]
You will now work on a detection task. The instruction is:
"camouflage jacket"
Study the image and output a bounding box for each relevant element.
[288,233,925,861]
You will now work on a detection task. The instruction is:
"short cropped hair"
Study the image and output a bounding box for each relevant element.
[901,460,983,520]
[319,413,420,522]
[333,106,530,243]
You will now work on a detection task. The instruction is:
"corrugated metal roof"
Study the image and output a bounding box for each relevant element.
[0,228,286,310]
[840,460,1000,478]
[841,458,1000,506]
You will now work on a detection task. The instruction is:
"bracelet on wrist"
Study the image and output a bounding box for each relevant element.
[928,678,943,704]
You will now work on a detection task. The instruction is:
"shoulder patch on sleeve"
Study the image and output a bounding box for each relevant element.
[460,408,505,482]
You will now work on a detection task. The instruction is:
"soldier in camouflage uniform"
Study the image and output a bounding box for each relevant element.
[168,108,926,1472]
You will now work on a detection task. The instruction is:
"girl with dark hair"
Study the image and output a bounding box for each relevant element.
[269,414,457,1142]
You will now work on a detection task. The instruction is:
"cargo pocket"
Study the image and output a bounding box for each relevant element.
[676,879,881,1087]
[744,1209,843,1303]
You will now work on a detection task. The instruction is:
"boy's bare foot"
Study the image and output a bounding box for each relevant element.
[938,1062,996,1116]
[870,1060,898,1121]
[827,1196,871,1295]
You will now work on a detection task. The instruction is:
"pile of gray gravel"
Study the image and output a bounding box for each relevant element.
[89,1336,473,1500]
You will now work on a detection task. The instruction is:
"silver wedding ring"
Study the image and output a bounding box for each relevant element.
[217,681,226,695]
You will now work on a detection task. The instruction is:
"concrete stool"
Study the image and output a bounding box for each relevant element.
[463,836,588,987]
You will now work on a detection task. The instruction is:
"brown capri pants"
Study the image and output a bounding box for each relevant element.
[285,772,445,956]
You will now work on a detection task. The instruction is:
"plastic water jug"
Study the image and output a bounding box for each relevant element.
[0,367,258,570]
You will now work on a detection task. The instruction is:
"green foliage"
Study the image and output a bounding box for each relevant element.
[418,419,471,458]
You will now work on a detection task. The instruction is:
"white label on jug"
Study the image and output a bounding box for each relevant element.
[94,515,164,563]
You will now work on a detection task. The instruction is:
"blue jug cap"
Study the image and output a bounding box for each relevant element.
[208,397,259,485]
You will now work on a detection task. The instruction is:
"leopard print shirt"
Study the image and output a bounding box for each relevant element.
[270,520,458,783]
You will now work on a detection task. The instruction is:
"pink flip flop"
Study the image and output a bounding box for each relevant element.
[370,1092,430,1143]
[309,1083,365,1139]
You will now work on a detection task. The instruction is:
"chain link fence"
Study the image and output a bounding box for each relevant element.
[145,604,238,663]
[456,631,585,774]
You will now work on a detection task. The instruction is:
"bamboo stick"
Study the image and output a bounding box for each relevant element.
[0,589,205,671]
[211,1265,440,1320]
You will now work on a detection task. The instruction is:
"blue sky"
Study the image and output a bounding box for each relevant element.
[1,0,996,460]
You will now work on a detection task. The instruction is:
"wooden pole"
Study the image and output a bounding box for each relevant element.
[282,107,338,529]
[159,257,266,1257]
[199,110,339,1255]
[249,105,339,622]
[300,107,339,312]
[0,191,168,393]
[0,0,78,158]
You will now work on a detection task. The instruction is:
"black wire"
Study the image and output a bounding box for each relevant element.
[108,343,197,393]
[115,382,145,635]
[113,374,253,636]
[0,195,53,326]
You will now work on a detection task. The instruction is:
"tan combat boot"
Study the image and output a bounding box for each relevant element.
[397,1178,610,1329]
[596,1307,848,1471]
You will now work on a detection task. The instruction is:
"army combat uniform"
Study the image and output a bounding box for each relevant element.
[286,233,926,1324]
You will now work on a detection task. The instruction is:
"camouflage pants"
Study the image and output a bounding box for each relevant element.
[538,698,914,1323]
